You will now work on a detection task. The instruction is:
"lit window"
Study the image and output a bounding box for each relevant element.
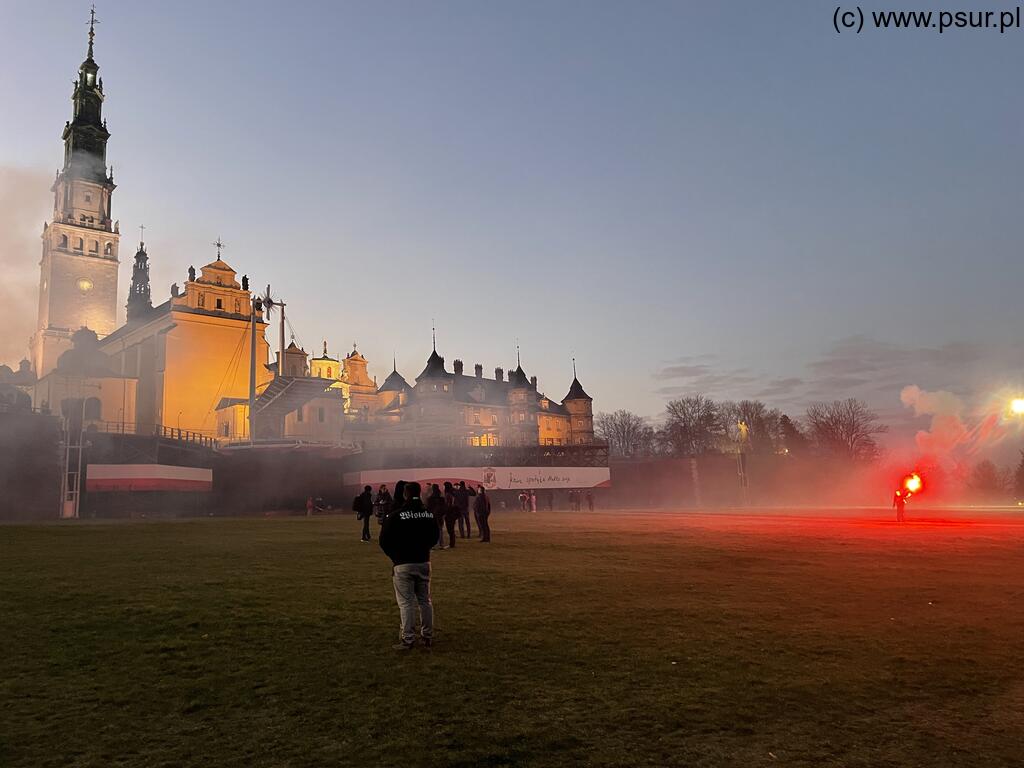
[77,278,93,293]
[327,367,332,378]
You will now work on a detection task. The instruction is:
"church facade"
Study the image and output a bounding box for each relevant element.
[11,16,598,453]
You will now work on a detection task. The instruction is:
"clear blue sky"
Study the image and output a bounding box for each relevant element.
[3,0,1023,434]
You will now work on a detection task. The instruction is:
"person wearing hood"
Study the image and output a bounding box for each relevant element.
[378,481,439,650]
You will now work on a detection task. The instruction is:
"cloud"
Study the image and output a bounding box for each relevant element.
[0,166,50,367]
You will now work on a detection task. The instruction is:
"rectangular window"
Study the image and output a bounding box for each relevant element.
[491,414,498,426]
[473,408,480,425]
[215,298,223,310]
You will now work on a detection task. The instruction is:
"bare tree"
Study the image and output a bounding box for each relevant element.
[968,459,1009,502]
[778,414,809,455]
[595,410,656,457]
[720,399,782,454]
[662,395,723,456]
[804,399,888,461]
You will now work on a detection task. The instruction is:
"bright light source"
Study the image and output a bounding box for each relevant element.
[1011,398,1024,415]
[902,473,922,495]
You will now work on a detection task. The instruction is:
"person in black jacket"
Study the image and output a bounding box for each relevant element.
[442,482,459,549]
[379,481,439,649]
[474,486,492,543]
[353,485,375,542]
[454,481,477,538]
[427,484,447,550]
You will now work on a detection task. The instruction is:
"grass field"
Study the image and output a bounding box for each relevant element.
[2,508,1024,767]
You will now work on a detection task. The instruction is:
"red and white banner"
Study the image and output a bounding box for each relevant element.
[86,464,213,492]
[343,466,610,490]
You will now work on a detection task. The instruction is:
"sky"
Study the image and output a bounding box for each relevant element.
[2,1,1023,453]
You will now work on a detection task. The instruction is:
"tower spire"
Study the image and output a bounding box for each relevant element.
[516,341,521,367]
[431,320,436,352]
[87,5,98,59]
[572,356,577,378]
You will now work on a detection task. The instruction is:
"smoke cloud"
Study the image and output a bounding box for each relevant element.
[0,166,50,367]
[900,384,1005,460]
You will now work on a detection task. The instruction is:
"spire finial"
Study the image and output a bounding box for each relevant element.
[323,340,328,357]
[87,5,98,59]
[572,356,577,378]
[393,351,397,373]
[516,340,521,367]
[138,223,145,247]
[213,237,225,259]
[431,320,436,352]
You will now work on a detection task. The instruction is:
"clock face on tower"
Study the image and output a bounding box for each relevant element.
[77,278,94,293]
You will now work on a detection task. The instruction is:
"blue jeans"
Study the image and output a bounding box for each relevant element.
[392,562,433,645]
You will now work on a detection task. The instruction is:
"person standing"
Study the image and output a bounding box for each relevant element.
[518,491,528,512]
[374,485,392,525]
[427,484,447,549]
[353,484,374,542]
[454,480,477,538]
[893,489,907,523]
[378,481,439,650]
[529,490,537,514]
[443,482,459,548]
[475,486,492,542]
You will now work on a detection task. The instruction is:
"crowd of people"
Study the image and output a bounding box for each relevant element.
[515,488,594,512]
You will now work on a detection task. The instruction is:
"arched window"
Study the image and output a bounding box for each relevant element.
[104,242,112,255]
[84,397,102,420]
[60,234,68,249]
[89,240,98,253]
[75,238,83,251]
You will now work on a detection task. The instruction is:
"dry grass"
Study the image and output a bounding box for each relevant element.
[2,508,1023,767]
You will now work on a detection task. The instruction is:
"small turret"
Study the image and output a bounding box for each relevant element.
[126,240,152,321]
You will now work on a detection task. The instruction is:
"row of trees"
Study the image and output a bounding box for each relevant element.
[596,396,888,461]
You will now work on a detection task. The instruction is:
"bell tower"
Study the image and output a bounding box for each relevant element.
[30,7,120,377]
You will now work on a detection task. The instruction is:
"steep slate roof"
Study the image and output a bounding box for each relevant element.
[563,376,592,401]
[379,368,411,393]
[416,349,448,380]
